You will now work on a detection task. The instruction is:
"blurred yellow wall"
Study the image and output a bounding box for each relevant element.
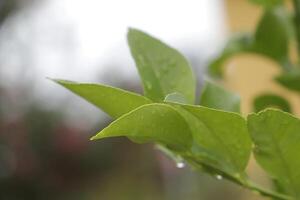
[223,0,300,116]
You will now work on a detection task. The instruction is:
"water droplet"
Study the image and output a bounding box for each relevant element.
[176,162,185,169]
[215,175,223,180]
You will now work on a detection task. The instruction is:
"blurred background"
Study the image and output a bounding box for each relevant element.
[0,0,292,199]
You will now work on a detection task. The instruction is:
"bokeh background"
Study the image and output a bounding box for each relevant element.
[0,0,295,199]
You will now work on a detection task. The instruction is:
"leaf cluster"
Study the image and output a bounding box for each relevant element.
[52,27,300,199]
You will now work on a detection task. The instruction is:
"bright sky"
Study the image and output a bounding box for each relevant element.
[45,0,227,80]
[0,0,227,124]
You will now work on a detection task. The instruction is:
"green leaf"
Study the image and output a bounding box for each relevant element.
[253,93,291,113]
[249,0,283,7]
[248,109,300,198]
[200,81,240,113]
[208,34,253,78]
[91,103,193,151]
[127,28,196,104]
[254,7,290,64]
[276,70,300,92]
[51,79,152,118]
[169,103,251,179]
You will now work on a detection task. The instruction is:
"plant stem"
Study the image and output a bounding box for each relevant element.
[245,180,293,200]
[293,0,300,63]
[185,158,292,200]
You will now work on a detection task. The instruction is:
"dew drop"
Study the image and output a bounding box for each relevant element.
[216,175,223,180]
[176,162,185,169]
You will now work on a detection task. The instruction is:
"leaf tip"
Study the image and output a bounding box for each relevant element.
[89,135,97,141]
[46,77,63,84]
[50,78,78,85]
[127,27,139,38]
[90,131,106,141]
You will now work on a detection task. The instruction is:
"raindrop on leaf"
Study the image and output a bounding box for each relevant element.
[176,162,185,169]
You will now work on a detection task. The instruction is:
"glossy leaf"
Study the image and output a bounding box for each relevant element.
[276,70,300,92]
[128,28,196,103]
[200,81,240,113]
[91,103,193,151]
[253,93,291,112]
[52,79,152,118]
[248,109,300,198]
[169,103,251,178]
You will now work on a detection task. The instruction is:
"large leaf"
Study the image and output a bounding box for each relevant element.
[52,79,152,118]
[276,70,300,92]
[167,103,251,179]
[248,109,300,198]
[91,103,193,151]
[253,93,291,112]
[128,28,196,103]
[200,81,240,113]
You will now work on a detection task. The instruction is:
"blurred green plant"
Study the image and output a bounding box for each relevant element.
[209,0,300,113]
[52,0,300,199]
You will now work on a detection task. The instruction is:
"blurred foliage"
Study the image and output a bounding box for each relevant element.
[253,93,291,112]
[210,0,300,114]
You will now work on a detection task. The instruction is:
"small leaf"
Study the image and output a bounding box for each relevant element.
[276,70,300,92]
[248,109,300,198]
[253,93,291,112]
[91,103,193,151]
[200,81,240,113]
[169,103,251,179]
[51,79,152,118]
[128,28,196,104]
